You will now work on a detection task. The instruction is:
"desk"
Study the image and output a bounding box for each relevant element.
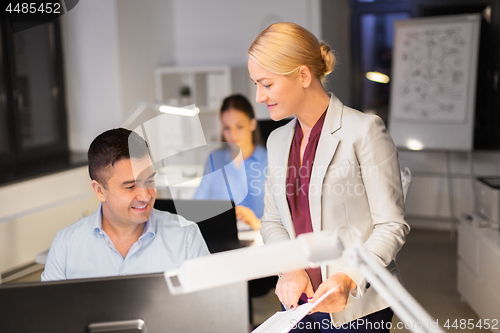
[239,229,264,247]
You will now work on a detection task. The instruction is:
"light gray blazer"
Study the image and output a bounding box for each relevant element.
[260,93,410,325]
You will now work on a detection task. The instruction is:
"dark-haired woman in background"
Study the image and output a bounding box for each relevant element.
[194,94,267,230]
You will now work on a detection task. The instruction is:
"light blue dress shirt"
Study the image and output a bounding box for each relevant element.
[193,145,268,218]
[41,204,210,281]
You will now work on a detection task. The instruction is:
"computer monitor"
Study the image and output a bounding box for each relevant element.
[0,273,248,333]
[154,199,252,253]
[257,118,292,145]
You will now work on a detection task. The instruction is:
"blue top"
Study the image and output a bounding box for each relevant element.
[41,204,210,281]
[193,145,268,218]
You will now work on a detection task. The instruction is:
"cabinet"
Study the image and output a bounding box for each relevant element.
[154,66,250,110]
[457,215,500,330]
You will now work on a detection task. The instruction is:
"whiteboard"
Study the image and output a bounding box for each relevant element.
[388,14,481,151]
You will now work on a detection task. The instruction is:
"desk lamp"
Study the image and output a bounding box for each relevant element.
[165,229,444,333]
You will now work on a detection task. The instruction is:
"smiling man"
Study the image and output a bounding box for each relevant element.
[41,128,209,281]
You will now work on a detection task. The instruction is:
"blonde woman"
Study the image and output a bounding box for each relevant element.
[248,22,409,332]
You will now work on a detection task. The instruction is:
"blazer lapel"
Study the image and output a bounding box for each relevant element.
[274,118,297,238]
[309,93,343,232]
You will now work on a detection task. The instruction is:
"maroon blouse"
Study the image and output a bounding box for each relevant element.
[286,109,327,300]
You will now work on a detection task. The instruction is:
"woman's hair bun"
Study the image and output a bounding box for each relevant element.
[248,22,336,82]
[319,42,335,77]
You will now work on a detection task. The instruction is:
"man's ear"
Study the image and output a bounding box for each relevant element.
[91,180,106,202]
[298,66,312,88]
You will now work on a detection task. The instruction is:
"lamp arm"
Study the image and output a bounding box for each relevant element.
[164,230,444,333]
[344,245,445,333]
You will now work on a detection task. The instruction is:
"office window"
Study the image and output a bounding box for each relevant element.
[350,0,414,125]
[14,23,62,148]
[359,12,409,124]
[350,0,500,149]
[0,17,69,184]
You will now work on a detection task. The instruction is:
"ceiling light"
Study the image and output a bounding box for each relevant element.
[366,71,390,84]
[159,105,200,117]
[406,139,424,151]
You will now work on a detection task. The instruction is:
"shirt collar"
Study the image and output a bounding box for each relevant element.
[294,120,304,142]
[225,144,266,163]
[293,108,328,143]
[93,203,156,239]
[140,209,156,240]
[93,203,104,235]
[310,108,328,139]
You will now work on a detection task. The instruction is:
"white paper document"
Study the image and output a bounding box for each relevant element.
[252,284,340,333]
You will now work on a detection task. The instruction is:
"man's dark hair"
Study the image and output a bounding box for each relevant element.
[88,128,150,187]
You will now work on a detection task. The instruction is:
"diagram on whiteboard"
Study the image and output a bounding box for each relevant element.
[390,19,477,123]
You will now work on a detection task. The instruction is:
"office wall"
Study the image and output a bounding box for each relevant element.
[61,0,178,152]
[172,0,321,67]
[61,0,124,153]
[0,167,100,274]
[116,0,176,116]
[321,0,352,106]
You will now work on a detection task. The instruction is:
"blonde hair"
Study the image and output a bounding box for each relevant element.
[248,22,335,82]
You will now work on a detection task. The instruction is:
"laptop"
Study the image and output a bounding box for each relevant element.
[153,199,253,253]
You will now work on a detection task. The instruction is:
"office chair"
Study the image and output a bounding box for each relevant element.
[401,167,412,203]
